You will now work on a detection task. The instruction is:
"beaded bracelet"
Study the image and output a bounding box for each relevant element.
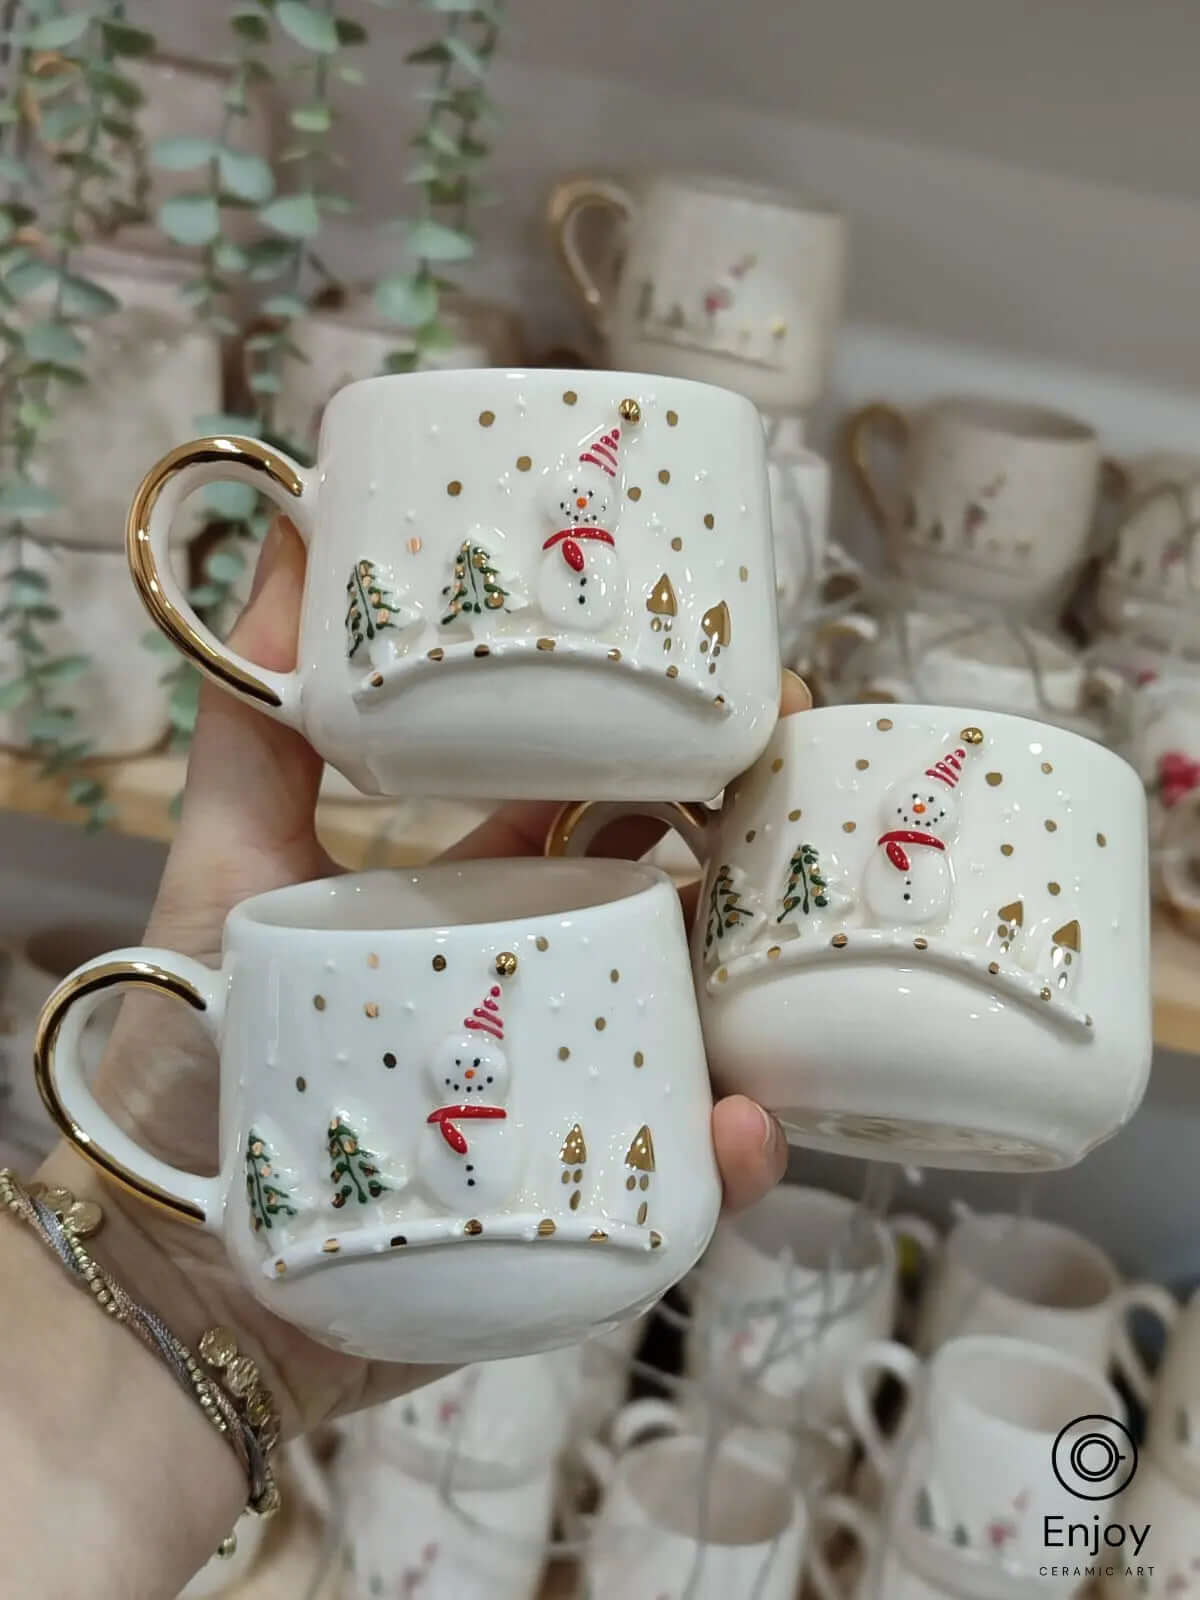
[0,1168,281,1552]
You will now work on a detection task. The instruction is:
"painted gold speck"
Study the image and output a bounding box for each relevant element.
[594,1017,606,1031]
[788,808,802,821]
[427,647,444,662]
[701,601,732,645]
[447,480,462,497]
[1048,882,1061,896]
[1041,761,1053,774]
[738,565,748,581]
[495,951,518,977]
[1053,920,1081,952]
[322,1238,340,1254]
[563,389,577,405]
[589,1230,608,1242]
[877,717,893,731]
[832,933,849,948]
[745,829,756,843]
[1040,986,1052,1001]
[658,468,671,484]
[1097,832,1107,847]
[465,1219,483,1235]
[296,1075,306,1092]
[771,757,784,773]
[767,946,781,960]
[704,513,715,529]
[367,952,379,968]
[637,1201,648,1224]
[856,758,870,770]
[536,637,556,652]
[716,967,728,983]
[370,671,383,686]
[274,1260,286,1276]
[1001,844,1014,856]
[619,396,641,422]
[1045,819,1058,833]
[516,455,532,471]
[432,954,447,972]
[479,409,495,427]
[558,1047,569,1061]
[406,536,422,555]
[843,821,856,833]
[647,573,678,616]
[390,1235,407,1248]
[633,1050,644,1067]
[474,643,490,658]
[537,1218,556,1237]
[666,664,679,679]
[610,968,620,983]
[665,408,678,426]
[536,936,549,951]
[914,937,928,950]
[625,1175,636,1191]
[313,994,326,1011]
[961,726,984,745]
[988,961,1000,974]
[364,1002,379,1019]
[649,1230,662,1248]
[670,536,683,551]
[986,772,1003,787]
[628,485,642,501]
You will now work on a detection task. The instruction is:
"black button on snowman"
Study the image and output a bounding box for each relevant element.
[537,427,626,629]
[864,744,968,925]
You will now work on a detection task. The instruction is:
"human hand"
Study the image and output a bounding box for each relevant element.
[39,517,802,1440]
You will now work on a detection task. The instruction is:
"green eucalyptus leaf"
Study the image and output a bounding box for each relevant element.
[158,193,222,246]
[23,321,86,365]
[0,678,31,711]
[259,192,320,238]
[195,412,260,434]
[35,654,90,683]
[276,2,339,52]
[169,674,200,729]
[0,102,20,125]
[406,218,474,262]
[316,192,352,214]
[26,360,88,387]
[421,125,461,160]
[8,567,49,592]
[290,103,332,133]
[335,17,367,45]
[444,34,487,76]
[374,273,437,328]
[405,41,450,66]
[212,239,250,273]
[230,7,270,41]
[151,134,218,171]
[261,293,308,318]
[405,158,440,183]
[208,314,241,336]
[17,399,54,429]
[55,151,119,180]
[206,549,247,583]
[248,370,282,394]
[186,584,223,608]
[100,115,138,143]
[68,777,106,806]
[0,214,12,247]
[217,147,275,203]
[243,332,279,353]
[0,155,28,184]
[384,346,420,374]
[243,238,298,279]
[141,629,177,655]
[415,319,458,351]
[24,12,90,48]
[0,482,58,516]
[8,573,51,608]
[337,64,365,84]
[26,709,77,743]
[205,482,260,520]
[58,273,121,317]
[87,67,144,109]
[38,104,91,143]
[99,19,156,55]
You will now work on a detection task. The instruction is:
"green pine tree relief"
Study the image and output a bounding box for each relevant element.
[777,843,829,921]
[441,540,515,623]
[329,1115,388,1208]
[952,1524,970,1549]
[245,1128,299,1233]
[705,864,752,956]
[346,559,405,659]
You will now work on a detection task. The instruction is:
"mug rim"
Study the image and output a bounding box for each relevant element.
[945,1211,1119,1310]
[926,393,1096,445]
[225,859,673,937]
[929,1333,1121,1432]
[320,364,764,422]
[725,1183,891,1275]
[610,1430,801,1545]
[644,169,844,219]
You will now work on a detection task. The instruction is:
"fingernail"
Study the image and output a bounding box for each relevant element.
[757,1103,781,1152]
[782,667,813,708]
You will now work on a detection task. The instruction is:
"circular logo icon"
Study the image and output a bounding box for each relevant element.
[1051,1415,1138,1500]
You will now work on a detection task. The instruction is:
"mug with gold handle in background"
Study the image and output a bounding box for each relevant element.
[548,702,1152,1173]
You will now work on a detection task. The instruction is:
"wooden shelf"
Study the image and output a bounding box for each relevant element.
[2,749,1198,1055]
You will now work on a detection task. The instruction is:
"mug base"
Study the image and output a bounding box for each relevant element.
[772,1107,1063,1173]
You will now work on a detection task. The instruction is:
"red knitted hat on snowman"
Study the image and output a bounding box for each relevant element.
[925,746,968,788]
[579,428,621,477]
[465,985,503,1041]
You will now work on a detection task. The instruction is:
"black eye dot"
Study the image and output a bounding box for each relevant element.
[383,1052,396,1068]
[444,1076,450,1084]
[486,1075,494,1083]
[455,1059,461,1067]
[928,796,935,803]
[473,1058,480,1068]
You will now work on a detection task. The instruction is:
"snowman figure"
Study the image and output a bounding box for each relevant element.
[863,744,970,927]
[537,426,626,631]
[418,985,522,1214]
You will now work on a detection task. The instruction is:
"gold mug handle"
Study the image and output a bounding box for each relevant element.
[34,949,225,1225]
[546,176,635,332]
[545,800,711,862]
[127,434,315,723]
[842,402,910,571]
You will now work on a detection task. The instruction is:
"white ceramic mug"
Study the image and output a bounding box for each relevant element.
[915,1212,1176,1404]
[577,1399,870,1600]
[33,861,721,1363]
[333,1430,555,1600]
[1097,453,1200,655]
[364,1348,581,1490]
[845,396,1103,612]
[685,1185,931,1430]
[1095,1452,1197,1598]
[128,369,781,800]
[844,1337,1130,1583]
[549,703,1152,1171]
[0,537,173,758]
[1143,1288,1199,1494]
[548,172,846,410]
[816,608,1128,743]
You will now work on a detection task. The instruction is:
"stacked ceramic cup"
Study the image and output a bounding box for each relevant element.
[546,170,855,664]
[26,367,1158,1595]
[829,395,1129,747]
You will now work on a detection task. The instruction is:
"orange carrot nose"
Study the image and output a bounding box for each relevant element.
[464,1068,476,1079]
[912,802,926,814]
[576,496,587,508]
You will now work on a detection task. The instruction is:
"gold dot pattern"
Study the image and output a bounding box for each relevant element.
[594,1017,606,1031]
[666,410,678,426]
[1041,762,1053,774]
[767,946,781,960]
[788,808,802,821]
[961,726,984,745]
[986,772,1003,787]
[610,969,620,983]
[856,758,870,770]
[479,410,495,427]
[313,995,326,1011]
[1048,882,1061,895]
[739,566,749,581]
[704,513,715,529]
[843,821,856,833]
[296,1076,306,1092]
[666,664,679,678]
[877,718,893,731]
[427,647,444,661]
[1097,833,1107,848]
[658,469,671,484]
[1040,986,1052,1001]
[367,952,379,969]
[670,537,683,551]
[988,961,1000,975]
[628,486,642,501]
[536,936,549,951]
[558,1047,570,1061]
[1045,820,1058,833]
[633,1051,644,1067]
[536,638,555,652]
[447,480,462,496]
[432,954,447,972]
[516,455,531,472]
[914,937,928,950]
[745,829,756,843]
[771,758,783,773]
[832,933,849,948]
[563,390,577,405]
[364,1002,379,1019]
[1001,844,1014,856]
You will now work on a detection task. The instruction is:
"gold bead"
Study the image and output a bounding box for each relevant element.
[258,1414,281,1452]
[199,1326,238,1369]
[42,1186,73,1215]
[225,1354,259,1397]
[65,1199,103,1238]
[246,1389,273,1428]
[216,1534,238,1560]
[494,951,518,978]
[618,396,641,423]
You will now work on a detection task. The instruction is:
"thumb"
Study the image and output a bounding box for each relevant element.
[175,518,328,867]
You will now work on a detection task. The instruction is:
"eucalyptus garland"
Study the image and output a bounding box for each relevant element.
[0,0,156,828]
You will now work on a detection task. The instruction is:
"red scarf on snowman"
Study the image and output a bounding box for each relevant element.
[543,428,622,571]
[876,747,967,870]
